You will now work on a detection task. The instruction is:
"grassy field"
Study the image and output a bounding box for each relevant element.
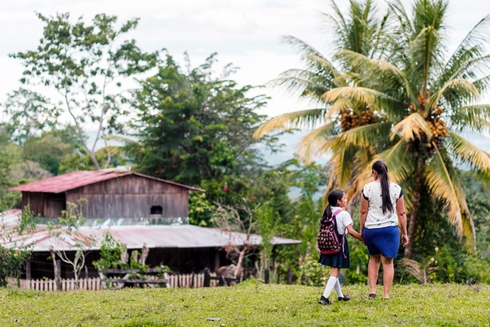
[0,281,489,327]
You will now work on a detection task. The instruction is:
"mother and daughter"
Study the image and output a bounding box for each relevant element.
[317,160,409,305]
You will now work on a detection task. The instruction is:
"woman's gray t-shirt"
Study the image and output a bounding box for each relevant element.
[362,181,403,229]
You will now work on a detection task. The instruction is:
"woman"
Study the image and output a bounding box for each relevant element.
[360,160,409,299]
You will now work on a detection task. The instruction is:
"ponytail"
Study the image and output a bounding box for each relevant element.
[321,189,344,223]
[372,160,393,214]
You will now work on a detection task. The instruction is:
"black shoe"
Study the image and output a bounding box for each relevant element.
[338,295,350,302]
[318,296,331,305]
[368,293,377,299]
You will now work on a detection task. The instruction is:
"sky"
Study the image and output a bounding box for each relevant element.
[2,0,490,121]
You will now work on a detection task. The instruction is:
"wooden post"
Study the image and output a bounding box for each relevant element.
[191,272,195,289]
[55,260,62,291]
[287,268,292,285]
[25,261,31,280]
[214,250,220,273]
[204,269,210,287]
[265,269,270,284]
[277,271,280,284]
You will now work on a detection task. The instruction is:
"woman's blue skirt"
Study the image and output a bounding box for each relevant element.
[363,226,400,258]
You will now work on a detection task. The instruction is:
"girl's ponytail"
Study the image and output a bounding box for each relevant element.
[321,189,344,223]
[372,160,393,214]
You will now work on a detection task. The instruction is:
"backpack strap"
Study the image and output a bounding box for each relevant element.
[332,209,347,258]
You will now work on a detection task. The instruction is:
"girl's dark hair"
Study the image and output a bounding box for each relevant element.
[321,189,344,223]
[372,160,393,214]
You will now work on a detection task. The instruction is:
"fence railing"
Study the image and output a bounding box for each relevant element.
[7,272,222,291]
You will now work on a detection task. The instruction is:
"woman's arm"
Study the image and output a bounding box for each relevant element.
[396,195,409,247]
[360,196,369,235]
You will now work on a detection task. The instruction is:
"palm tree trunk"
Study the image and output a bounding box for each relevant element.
[404,157,424,258]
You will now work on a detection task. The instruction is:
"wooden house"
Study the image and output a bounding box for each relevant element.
[11,170,199,222]
[7,171,300,280]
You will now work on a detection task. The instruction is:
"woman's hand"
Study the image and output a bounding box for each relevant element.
[402,234,409,247]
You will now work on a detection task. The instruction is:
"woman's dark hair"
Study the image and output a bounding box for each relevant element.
[372,160,393,214]
[321,189,344,223]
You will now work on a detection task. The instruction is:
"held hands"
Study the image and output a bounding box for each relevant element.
[402,234,409,247]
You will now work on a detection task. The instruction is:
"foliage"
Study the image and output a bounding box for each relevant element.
[298,252,328,287]
[10,12,159,170]
[129,53,270,187]
[92,232,124,271]
[2,88,59,146]
[1,284,490,326]
[0,205,37,286]
[21,129,79,175]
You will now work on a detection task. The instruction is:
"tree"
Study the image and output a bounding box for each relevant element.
[254,0,391,198]
[2,88,59,146]
[10,13,159,170]
[129,53,271,187]
[255,0,490,258]
[48,199,94,289]
[327,0,490,257]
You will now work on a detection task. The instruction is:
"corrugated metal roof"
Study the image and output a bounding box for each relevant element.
[1,210,300,252]
[9,171,203,193]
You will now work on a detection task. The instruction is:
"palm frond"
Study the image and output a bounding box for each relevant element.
[425,143,475,248]
[428,78,479,112]
[391,112,432,142]
[323,86,397,104]
[449,104,490,132]
[295,121,337,163]
[340,122,392,148]
[253,109,328,139]
[447,131,490,174]
[376,138,414,185]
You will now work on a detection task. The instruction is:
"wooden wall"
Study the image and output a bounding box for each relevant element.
[65,175,189,219]
[22,192,66,218]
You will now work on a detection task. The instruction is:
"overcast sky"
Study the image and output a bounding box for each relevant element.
[1,0,490,121]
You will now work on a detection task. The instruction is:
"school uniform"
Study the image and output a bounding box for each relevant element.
[318,206,352,269]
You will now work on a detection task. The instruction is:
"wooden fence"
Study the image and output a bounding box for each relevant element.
[8,272,221,291]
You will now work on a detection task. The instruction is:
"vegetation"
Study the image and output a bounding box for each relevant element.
[1,283,489,326]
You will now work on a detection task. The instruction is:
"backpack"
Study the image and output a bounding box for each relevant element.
[317,209,345,255]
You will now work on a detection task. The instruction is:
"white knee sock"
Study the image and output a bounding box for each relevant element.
[334,279,344,297]
[323,276,337,298]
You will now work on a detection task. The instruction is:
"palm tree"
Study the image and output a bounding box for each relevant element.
[254,0,391,196]
[255,0,490,258]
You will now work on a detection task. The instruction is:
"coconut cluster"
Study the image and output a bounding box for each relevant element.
[340,109,379,132]
[425,106,448,154]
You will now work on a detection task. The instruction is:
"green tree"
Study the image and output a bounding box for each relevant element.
[2,88,59,146]
[10,13,159,170]
[129,53,270,187]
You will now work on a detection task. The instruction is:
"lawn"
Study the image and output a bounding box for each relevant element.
[0,281,489,327]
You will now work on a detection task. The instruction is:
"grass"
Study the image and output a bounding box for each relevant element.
[0,281,489,326]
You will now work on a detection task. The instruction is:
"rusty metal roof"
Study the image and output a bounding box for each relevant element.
[1,210,300,252]
[9,171,203,193]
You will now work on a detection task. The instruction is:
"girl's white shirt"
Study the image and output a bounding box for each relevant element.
[362,181,403,229]
[330,206,353,235]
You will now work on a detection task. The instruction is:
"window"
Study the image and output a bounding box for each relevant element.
[151,205,163,215]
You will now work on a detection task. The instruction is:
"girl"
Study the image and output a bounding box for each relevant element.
[318,189,364,305]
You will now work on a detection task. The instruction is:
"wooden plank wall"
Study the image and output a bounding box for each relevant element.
[22,192,48,217]
[66,175,189,219]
